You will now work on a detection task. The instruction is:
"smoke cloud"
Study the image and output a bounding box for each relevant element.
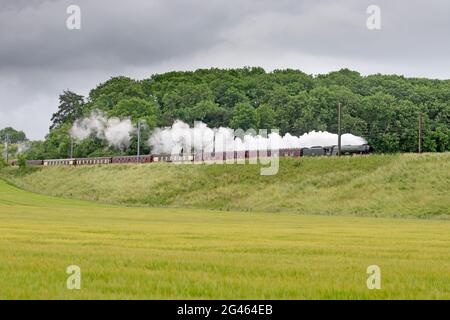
[148,120,367,154]
[70,110,135,149]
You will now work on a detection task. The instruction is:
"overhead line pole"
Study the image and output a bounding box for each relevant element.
[418,113,423,154]
[4,133,10,164]
[137,121,141,163]
[337,102,342,156]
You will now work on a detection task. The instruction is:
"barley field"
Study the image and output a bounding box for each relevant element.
[0,179,449,299]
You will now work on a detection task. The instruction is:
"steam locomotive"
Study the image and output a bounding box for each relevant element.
[10,144,370,166]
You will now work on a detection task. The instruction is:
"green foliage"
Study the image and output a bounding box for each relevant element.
[17,154,27,169]
[0,127,27,143]
[0,155,6,169]
[230,102,257,130]
[88,76,145,111]
[217,86,249,109]
[24,68,450,159]
[109,97,160,129]
[50,91,85,130]
[22,140,46,161]
[256,104,276,129]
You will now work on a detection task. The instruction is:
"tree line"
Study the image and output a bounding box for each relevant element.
[0,127,28,163]
[21,67,450,160]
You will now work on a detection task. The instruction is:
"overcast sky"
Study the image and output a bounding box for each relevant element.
[1,0,450,140]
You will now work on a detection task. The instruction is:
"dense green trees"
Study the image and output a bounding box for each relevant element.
[110,97,160,129]
[50,91,85,130]
[0,127,27,143]
[24,68,450,159]
[256,104,276,130]
[0,127,27,162]
[230,102,257,130]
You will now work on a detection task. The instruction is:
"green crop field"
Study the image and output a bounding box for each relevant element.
[0,178,450,299]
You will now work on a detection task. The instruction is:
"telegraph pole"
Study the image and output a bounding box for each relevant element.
[418,113,423,153]
[337,102,342,156]
[5,133,10,163]
[137,121,141,162]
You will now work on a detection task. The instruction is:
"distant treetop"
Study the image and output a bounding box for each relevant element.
[0,127,27,144]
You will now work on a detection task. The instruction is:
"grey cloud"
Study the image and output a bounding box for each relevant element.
[1,0,449,139]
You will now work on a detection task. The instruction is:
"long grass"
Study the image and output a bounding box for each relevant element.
[1,153,449,219]
[0,180,449,299]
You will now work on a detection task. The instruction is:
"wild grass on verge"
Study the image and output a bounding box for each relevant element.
[1,153,448,219]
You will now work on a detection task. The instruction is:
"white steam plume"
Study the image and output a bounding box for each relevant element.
[148,120,367,154]
[70,110,135,149]
[17,141,30,154]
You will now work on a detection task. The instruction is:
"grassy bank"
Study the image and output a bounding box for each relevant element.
[1,153,449,219]
[0,179,449,299]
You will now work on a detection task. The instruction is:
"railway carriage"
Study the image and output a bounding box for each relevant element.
[153,154,172,162]
[111,155,153,164]
[26,160,44,166]
[9,159,45,166]
[19,144,370,167]
[257,149,272,158]
[194,152,210,162]
[214,151,225,161]
[213,151,235,161]
[279,148,301,157]
[235,150,246,160]
[76,157,112,165]
[170,154,194,162]
[202,152,215,162]
[247,150,258,159]
[44,159,76,166]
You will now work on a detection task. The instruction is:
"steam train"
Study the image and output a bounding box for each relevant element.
[10,144,370,166]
